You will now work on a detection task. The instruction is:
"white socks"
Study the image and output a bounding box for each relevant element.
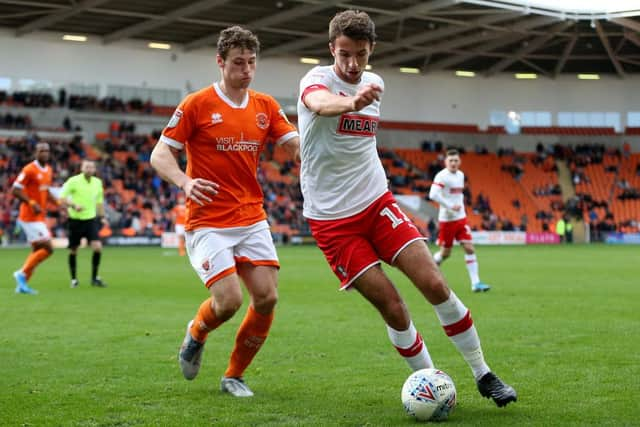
[433,291,490,380]
[387,321,433,371]
[465,253,480,285]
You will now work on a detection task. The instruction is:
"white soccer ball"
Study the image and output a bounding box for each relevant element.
[401,368,457,422]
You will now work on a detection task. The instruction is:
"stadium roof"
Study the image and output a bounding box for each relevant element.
[1,0,640,77]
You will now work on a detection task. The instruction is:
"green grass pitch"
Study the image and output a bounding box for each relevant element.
[1,244,638,426]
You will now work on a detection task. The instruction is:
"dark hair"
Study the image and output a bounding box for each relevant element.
[329,10,376,45]
[446,149,460,157]
[217,26,260,60]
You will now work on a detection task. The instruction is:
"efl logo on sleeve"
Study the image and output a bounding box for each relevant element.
[167,109,183,128]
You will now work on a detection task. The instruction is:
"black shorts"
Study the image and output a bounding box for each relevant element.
[68,218,100,248]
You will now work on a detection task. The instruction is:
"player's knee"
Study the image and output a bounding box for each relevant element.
[382,298,409,329]
[215,290,243,320]
[252,287,278,314]
[216,298,242,321]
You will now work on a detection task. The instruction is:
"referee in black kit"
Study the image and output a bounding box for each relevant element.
[60,160,108,288]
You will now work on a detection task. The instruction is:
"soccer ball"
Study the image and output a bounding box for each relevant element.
[401,368,457,422]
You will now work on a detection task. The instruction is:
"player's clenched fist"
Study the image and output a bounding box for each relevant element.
[351,83,382,111]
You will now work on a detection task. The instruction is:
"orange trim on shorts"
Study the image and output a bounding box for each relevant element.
[234,256,280,268]
[205,266,236,288]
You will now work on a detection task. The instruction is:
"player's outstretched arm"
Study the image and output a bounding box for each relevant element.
[304,83,382,117]
[150,141,219,206]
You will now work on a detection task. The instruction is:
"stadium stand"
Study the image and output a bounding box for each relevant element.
[2,90,639,244]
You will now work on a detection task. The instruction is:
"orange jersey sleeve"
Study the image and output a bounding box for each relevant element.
[14,161,53,222]
[160,84,298,230]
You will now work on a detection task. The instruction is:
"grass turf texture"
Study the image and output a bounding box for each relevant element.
[1,244,638,426]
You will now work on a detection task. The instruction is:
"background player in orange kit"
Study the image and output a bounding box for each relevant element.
[171,195,187,256]
[11,142,56,295]
[151,25,299,397]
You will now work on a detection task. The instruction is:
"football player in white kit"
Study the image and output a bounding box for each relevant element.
[297,9,516,407]
[429,149,491,292]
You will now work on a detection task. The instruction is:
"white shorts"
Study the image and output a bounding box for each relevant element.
[18,220,51,243]
[175,224,185,236]
[186,220,279,288]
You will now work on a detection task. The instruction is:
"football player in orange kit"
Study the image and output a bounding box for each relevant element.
[171,195,187,256]
[11,142,56,295]
[151,26,299,397]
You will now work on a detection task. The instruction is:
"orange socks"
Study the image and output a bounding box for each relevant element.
[178,237,186,256]
[22,248,51,280]
[189,298,224,342]
[224,305,274,379]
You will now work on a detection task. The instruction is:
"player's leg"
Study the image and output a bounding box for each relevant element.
[88,219,107,287]
[68,247,79,287]
[220,224,279,396]
[433,244,452,265]
[68,219,81,287]
[432,221,453,266]
[394,241,516,406]
[14,221,52,294]
[179,228,243,380]
[175,224,186,256]
[309,196,434,372]
[180,273,243,380]
[457,220,490,292]
[221,263,278,397]
[352,265,434,371]
[461,242,489,292]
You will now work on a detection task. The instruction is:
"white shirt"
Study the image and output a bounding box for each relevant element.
[429,168,467,222]
[297,65,388,220]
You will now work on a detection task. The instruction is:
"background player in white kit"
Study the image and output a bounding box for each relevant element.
[429,149,491,292]
[297,9,516,407]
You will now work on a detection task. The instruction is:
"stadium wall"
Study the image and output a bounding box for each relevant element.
[2,30,640,127]
[376,130,640,151]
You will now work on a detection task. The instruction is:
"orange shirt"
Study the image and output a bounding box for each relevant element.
[13,160,53,222]
[172,204,186,226]
[160,83,298,230]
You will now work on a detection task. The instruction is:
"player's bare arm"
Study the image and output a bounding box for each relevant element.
[304,83,382,116]
[150,141,219,206]
[282,137,301,163]
[12,186,42,215]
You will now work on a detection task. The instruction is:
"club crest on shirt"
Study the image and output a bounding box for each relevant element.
[256,112,269,129]
[211,112,223,124]
[167,109,183,128]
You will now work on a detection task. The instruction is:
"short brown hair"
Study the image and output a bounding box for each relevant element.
[446,149,460,157]
[329,10,376,45]
[217,26,260,60]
